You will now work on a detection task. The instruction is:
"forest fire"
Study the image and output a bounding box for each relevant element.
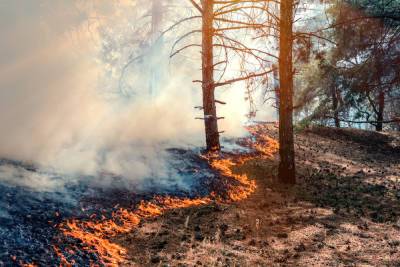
[51,125,279,266]
[246,124,280,159]
[2,0,400,265]
[56,199,211,265]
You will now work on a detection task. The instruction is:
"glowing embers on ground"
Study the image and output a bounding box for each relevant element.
[246,123,279,159]
[59,208,140,265]
[208,124,279,201]
[55,124,278,266]
[57,198,213,266]
[211,158,256,201]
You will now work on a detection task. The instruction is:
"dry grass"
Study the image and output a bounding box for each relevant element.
[115,126,400,266]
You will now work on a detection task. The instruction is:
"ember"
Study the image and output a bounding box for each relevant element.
[51,125,278,266]
[2,0,400,265]
[0,124,278,266]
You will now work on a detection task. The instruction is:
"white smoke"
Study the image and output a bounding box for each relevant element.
[0,1,272,191]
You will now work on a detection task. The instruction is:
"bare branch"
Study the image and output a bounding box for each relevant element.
[188,0,203,14]
[215,70,273,87]
[215,100,226,104]
[170,44,201,58]
[171,30,202,56]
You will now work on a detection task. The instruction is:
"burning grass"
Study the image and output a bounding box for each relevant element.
[46,124,400,266]
[57,198,216,266]
[53,125,279,266]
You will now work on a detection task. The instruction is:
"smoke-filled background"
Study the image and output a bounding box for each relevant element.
[0,0,275,191]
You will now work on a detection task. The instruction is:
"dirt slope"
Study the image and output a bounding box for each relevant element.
[116,126,400,267]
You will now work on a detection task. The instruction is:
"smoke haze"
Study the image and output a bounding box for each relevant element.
[0,1,273,191]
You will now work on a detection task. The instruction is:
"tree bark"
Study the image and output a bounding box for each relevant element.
[278,0,296,184]
[202,0,220,151]
[376,89,385,131]
[331,86,340,128]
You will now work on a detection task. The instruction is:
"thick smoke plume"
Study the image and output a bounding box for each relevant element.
[0,1,272,191]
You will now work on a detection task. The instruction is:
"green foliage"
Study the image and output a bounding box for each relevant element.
[294,117,313,132]
[295,0,400,130]
[347,0,400,26]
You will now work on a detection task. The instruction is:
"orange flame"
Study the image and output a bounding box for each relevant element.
[54,124,277,266]
[57,197,213,266]
[247,124,279,158]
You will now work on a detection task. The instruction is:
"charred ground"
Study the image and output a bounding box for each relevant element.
[115,125,400,266]
[1,125,399,266]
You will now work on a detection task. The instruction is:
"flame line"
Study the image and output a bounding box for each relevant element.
[51,125,278,267]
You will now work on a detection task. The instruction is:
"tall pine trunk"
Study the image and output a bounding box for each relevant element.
[376,90,385,131]
[331,86,340,128]
[202,0,220,151]
[278,0,296,184]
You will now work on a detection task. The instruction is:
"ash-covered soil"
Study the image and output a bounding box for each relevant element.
[0,149,222,266]
[115,126,400,266]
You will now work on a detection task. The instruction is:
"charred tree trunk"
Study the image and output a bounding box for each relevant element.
[278,0,296,184]
[202,0,220,151]
[376,89,385,131]
[331,86,340,128]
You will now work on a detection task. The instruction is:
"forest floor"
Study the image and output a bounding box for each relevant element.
[115,126,400,267]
